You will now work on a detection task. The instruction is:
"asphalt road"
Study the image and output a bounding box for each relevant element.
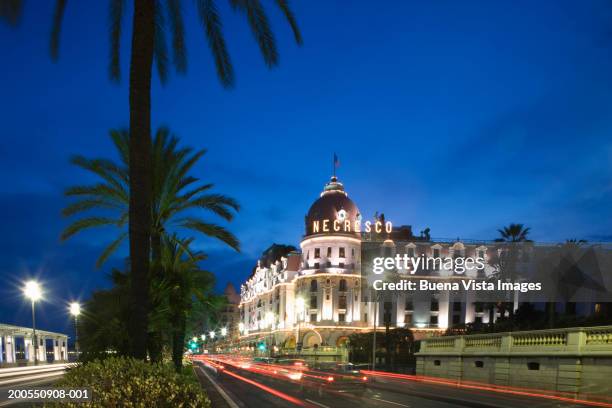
[193,359,602,408]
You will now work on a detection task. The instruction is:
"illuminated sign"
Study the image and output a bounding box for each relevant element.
[312,219,392,234]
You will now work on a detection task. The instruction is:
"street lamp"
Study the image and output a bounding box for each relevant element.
[221,327,227,337]
[209,331,215,339]
[201,334,206,341]
[69,302,81,358]
[23,281,42,365]
[295,297,305,354]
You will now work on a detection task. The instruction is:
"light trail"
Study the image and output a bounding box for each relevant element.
[222,368,316,407]
[362,370,612,408]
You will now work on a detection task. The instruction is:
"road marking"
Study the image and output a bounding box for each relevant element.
[305,399,330,408]
[370,397,411,407]
[195,365,240,408]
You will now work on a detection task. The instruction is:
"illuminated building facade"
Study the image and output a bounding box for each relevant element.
[238,176,500,350]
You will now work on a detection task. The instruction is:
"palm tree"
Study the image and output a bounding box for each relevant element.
[159,235,219,372]
[49,0,302,358]
[495,223,532,243]
[62,127,239,265]
[492,223,532,323]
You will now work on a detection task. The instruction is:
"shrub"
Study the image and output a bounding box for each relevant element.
[45,357,210,407]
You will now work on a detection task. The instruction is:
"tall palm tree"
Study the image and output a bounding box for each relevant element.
[50,0,302,358]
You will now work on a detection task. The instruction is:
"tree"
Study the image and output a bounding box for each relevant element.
[62,128,240,359]
[159,235,219,372]
[50,0,302,358]
[491,223,532,323]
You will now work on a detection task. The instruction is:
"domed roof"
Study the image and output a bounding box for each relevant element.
[304,176,361,237]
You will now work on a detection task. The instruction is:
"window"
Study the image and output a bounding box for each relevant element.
[314,262,320,269]
[326,293,330,300]
[314,248,320,258]
[310,280,317,292]
[430,301,439,311]
[434,360,441,366]
[364,313,368,322]
[475,316,483,324]
[339,247,345,258]
[478,250,485,259]
[404,314,412,324]
[433,248,440,258]
[405,300,413,311]
[326,261,331,267]
[338,262,345,268]
[475,361,484,368]
[310,295,317,309]
[474,302,484,313]
[527,362,540,371]
[407,247,415,258]
[453,302,461,312]
[430,315,438,325]
[339,295,347,309]
[327,247,332,257]
[452,314,461,324]
[351,248,355,256]
[339,279,347,291]
[310,313,317,322]
[338,313,345,323]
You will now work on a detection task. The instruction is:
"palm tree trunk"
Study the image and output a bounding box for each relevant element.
[148,231,163,362]
[128,0,155,360]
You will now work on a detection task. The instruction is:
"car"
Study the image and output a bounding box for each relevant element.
[303,362,369,397]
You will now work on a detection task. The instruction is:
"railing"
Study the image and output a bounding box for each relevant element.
[417,325,612,356]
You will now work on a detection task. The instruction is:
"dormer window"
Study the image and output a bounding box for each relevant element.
[339,247,345,258]
[314,248,320,258]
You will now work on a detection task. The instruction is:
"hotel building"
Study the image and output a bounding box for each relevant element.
[238,176,512,350]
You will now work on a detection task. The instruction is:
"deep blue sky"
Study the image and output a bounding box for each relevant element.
[1,0,612,335]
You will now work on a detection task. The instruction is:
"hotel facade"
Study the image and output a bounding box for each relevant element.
[237,176,511,351]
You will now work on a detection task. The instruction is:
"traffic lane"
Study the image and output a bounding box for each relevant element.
[212,362,482,408]
[370,375,599,408]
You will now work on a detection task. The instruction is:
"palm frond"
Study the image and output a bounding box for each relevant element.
[96,231,128,268]
[274,0,302,45]
[70,155,128,192]
[196,0,234,87]
[109,0,125,81]
[0,0,23,26]
[179,218,240,251]
[230,0,278,67]
[109,129,130,166]
[154,0,169,84]
[177,194,239,221]
[62,198,123,217]
[61,217,121,241]
[50,0,68,60]
[65,183,128,204]
[167,0,187,73]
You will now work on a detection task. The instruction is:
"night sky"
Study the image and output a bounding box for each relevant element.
[1,0,611,335]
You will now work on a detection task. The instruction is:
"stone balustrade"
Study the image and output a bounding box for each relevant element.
[418,325,612,357]
[416,325,612,400]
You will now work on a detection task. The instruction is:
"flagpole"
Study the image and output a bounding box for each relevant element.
[333,153,335,178]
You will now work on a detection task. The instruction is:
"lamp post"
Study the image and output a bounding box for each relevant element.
[69,302,81,359]
[295,297,304,355]
[265,312,275,358]
[23,281,42,365]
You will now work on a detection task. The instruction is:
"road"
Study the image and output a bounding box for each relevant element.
[192,356,611,408]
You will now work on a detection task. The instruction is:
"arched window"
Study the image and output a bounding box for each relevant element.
[339,279,347,292]
[310,279,318,292]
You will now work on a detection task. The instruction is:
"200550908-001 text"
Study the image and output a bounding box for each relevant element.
[4,388,92,402]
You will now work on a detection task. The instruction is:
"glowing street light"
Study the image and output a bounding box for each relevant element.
[220,327,227,337]
[201,334,206,341]
[192,336,198,343]
[69,302,81,357]
[23,281,42,365]
[209,331,215,339]
[238,322,245,333]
